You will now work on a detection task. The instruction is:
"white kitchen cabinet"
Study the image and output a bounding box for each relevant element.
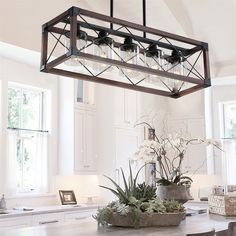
[115,128,143,186]
[32,212,64,226]
[58,77,97,175]
[75,80,96,109]
[74,109,97,172]
[0,205,100,231]
[186,119,207,174]
[114,89,138,127]
[0,216,31,231]
[64,209,97,222]
[168,117,207,174]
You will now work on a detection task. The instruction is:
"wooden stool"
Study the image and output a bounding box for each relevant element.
[228,222,236,236]
[186,229,215,236]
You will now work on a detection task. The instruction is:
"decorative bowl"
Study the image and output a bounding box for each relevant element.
[107,211,185,227]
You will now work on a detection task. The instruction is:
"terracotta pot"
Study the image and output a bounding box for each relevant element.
[156,185,193,203]
[107,211,185,227]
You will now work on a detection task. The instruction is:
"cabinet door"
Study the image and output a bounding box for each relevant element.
[32,212,64,226]
[168,118,207,174]
[74,109,97,173]
[186,119,207,174]
[0,216,31,231]
[85,111,97,172]
[124,90,137,126]
[114,89,137,127]
[64,209,97,222]
[115,128,141,186]
[74,109,86,172]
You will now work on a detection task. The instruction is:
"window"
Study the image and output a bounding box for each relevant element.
[221,101,236,185]
[7,84,49,194]
[222,102,236,138]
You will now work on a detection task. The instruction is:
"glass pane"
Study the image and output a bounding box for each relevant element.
[16,132,38,192]
[21,90,42,130]
[8,87,43,130]
[77,80,84,102]
[8,87,21,128]
[223,103,236,138]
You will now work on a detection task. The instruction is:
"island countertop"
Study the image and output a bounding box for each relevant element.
[1,213,235,236]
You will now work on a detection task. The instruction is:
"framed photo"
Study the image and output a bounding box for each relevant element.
[59,190,77,205]
[145,162,156,186]
[144,126,155,140]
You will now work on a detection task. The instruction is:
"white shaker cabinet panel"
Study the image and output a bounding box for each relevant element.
[186,119,207,174]
[167,117,207,174]
[85,111,97,171]
[0,216,31,231]
[114,89,138,127]
[115,128,142,186]
[74,109,97,173]
[74,109,86,172]
[64,209,97,222]
[32,212,64,226]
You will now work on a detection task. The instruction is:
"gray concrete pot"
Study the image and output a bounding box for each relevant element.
[107,212,185,227]
[156,185,193,203]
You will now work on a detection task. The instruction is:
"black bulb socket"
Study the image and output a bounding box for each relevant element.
[94,30,113,46]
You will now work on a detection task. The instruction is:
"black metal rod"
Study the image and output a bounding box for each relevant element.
[143,0,146,38]
[110,0,113,29]
[8,127,49,133]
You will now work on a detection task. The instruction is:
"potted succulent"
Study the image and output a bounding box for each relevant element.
[133,122,222,203]
[93,164,185,228]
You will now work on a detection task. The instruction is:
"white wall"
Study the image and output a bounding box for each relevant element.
[0,55,59,208]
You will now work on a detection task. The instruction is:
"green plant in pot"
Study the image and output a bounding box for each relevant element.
[93,164,185,228]
[133,122,223,203]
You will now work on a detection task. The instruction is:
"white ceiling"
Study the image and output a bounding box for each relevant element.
[0,0,235,78]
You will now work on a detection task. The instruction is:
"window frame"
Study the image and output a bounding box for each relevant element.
[7,83,50,195]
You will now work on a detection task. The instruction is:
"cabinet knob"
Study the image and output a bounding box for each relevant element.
[84,165,90,168]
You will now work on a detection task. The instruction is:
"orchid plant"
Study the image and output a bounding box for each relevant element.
[133,122,222,186]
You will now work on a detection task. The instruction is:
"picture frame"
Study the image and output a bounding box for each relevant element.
[144,126,155,140]
[145,162,156,186]
[59,190,77,205]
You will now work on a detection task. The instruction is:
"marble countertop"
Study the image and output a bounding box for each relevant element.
[1,213,235,236]
[0,204,100,219]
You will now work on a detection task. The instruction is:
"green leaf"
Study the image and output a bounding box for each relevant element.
[156,178,172,186]
[129,162,134,191]
[99,185,120,198]
[179,176,193,182]
[134,163,146,187]
[173,175,181,184]
[102,175,129,203]
[120,168,129,197]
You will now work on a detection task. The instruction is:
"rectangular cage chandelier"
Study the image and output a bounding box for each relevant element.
[40,4,211,98]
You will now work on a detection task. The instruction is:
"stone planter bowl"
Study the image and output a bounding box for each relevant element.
[107,212,185,227]
[156,185,193,204]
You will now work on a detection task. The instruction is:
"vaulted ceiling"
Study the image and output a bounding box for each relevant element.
[0,0,235,78]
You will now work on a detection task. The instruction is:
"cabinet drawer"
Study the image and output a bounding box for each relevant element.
[0,216,31,231]
[32,212,64,225]
[65,209,97,221]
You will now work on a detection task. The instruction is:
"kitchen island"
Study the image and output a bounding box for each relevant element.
[1,213,234,236]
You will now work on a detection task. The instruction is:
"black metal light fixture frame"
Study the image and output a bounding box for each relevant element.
[40,5,211,98]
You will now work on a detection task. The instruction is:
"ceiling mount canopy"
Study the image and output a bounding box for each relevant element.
[40,1,211,98]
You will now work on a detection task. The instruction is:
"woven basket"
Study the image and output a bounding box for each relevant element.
[209,194,236,216]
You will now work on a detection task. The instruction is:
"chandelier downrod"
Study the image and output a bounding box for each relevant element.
[143,0,146,38]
